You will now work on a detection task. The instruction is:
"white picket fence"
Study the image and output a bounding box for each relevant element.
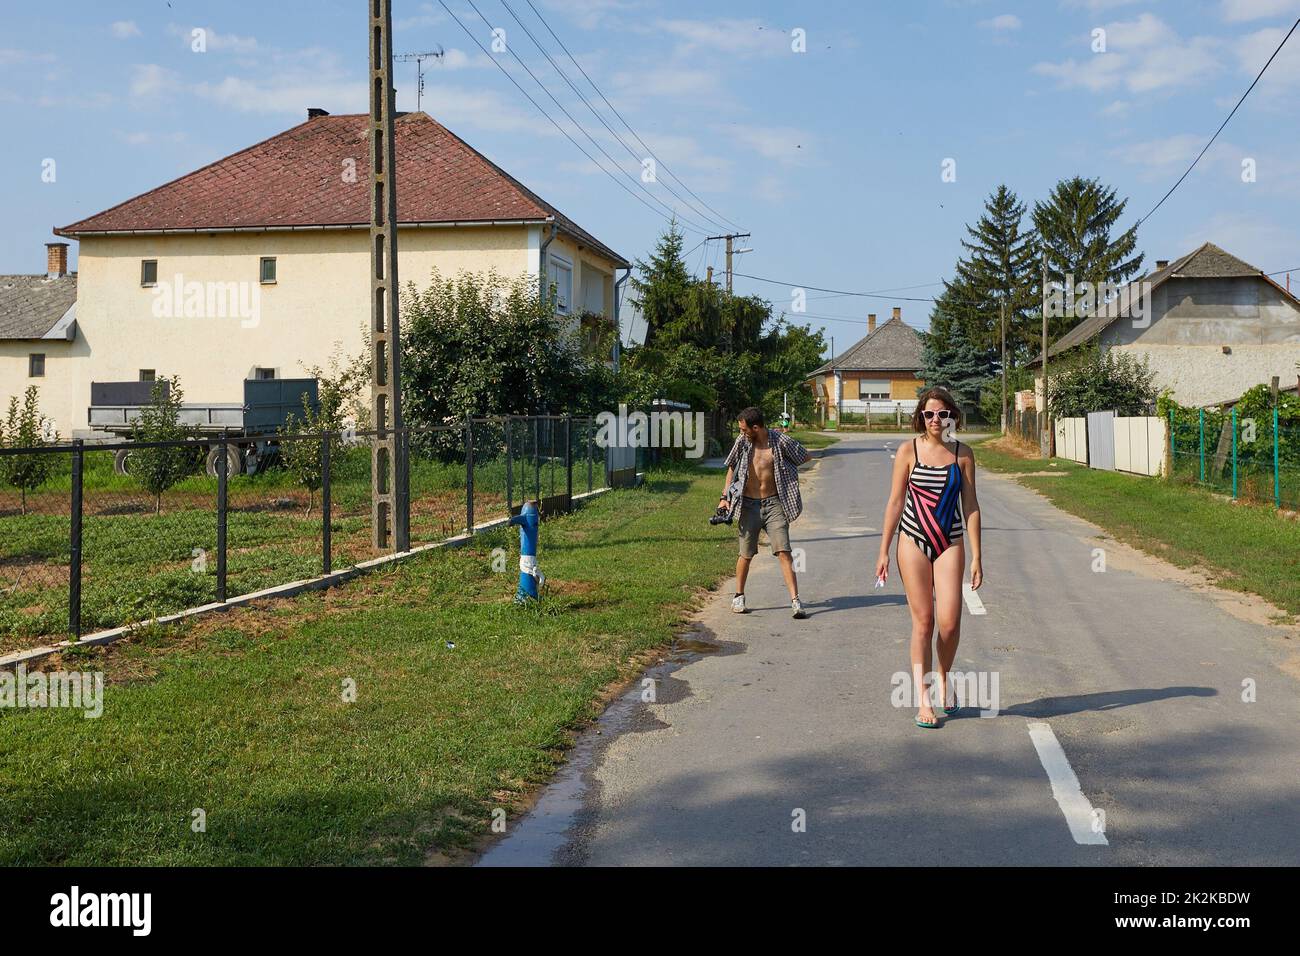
[1055,414,1167,477]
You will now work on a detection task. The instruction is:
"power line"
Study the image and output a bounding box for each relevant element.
[497,0,731,233]
[729,270,939,302]
[520,0,745,234]
[1136,16,1300,228]
[436,1,709,234]
[461,0,713,234]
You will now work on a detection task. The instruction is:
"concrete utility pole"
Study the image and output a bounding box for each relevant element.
[707,232,750,294]
[369,0,409,550]
[1000,300,1008,433]
[1040,251,1050,459]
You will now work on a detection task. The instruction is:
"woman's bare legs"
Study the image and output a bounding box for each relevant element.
[933,542,966,710]
[898,535,938,723]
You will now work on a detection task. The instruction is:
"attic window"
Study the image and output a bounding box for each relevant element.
[547,254,572,315]
[260,257,277,284]
[141,260,158,287]
[29,353,45,378]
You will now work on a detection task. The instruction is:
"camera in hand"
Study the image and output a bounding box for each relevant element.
[709,505,733,526]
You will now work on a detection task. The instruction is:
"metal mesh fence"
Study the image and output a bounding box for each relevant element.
[1167,406,1300,510]
[0,415,614,652]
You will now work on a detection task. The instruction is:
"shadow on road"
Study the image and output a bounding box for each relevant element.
[1002,686,1217,718]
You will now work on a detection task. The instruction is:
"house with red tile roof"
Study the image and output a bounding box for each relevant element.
[27,110,629,437]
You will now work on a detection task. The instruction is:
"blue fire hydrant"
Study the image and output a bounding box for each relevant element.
[509,501,543,602]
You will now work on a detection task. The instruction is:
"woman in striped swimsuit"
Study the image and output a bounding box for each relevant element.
[875,387,983,729]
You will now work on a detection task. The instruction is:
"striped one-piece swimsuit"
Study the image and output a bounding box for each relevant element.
[899,438,964,562]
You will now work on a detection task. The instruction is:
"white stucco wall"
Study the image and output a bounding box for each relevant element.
[1112,343,1300,406]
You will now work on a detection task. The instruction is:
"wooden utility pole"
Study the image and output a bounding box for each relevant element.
[707,232,750,294]
[369,0,408,550]
[1000,300,1008,433]
[1040,251,1050,459]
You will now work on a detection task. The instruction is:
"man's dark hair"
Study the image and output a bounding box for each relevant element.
[737,407,765,428]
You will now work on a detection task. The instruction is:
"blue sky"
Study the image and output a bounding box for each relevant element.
[4,0,1300,353]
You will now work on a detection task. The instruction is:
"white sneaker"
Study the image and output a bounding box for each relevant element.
[791,597,807,619]
[731,593,747,613]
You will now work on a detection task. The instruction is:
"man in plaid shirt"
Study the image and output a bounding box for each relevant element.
[718,407,812,619]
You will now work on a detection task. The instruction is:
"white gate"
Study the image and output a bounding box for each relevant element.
[1086,411,1116,471]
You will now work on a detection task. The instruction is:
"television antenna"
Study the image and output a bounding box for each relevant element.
[394,48,445,112]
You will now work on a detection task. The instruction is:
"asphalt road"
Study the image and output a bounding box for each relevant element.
[479,432,1300,866]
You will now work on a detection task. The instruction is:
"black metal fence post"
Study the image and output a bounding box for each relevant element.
[565,415,572,510]
[533,418,541,503]
[216,435,228,603]
[321,433,332,574]
[69,440,84,639]
[587,418,594,493]
[505,415,514,515]
[465,416,475,533]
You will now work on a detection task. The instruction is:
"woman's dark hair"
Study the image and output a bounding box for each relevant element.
[911,386,963,433]
[738,407,765,428]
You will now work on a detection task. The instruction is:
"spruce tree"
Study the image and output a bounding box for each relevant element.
[631,221,691,347]
[1031,176,1144,339]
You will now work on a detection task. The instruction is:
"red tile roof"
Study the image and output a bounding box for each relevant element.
[56,112,628,266]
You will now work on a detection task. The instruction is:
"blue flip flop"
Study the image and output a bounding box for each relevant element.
[915,714,941,729]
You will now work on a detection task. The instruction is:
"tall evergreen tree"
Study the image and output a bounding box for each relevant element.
[1031,176,1144,339]
[631,221,691,347]
[917,320,988,414]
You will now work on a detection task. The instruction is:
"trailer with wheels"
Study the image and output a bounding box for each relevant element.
[89,378,320,477]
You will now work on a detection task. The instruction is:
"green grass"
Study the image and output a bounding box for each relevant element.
[0,469,735,865]
[973,437,1300,615]
[0,444,604,652]
[784,429,840,450]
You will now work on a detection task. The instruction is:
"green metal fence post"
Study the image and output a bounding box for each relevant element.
[1169,408,1175,473]
[1199,408,1205,483]
[1231,407,1238,500]
[1275,406,1282,509]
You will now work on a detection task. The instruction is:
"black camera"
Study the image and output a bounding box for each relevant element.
[709,506,733,526]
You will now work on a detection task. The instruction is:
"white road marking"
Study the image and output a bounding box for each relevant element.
[1026,722,1109,846]
[962,582,986,615]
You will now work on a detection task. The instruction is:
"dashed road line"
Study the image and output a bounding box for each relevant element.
[1027,722,1109,846]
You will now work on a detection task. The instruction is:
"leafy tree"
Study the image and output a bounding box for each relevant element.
[631,222,693,348]
[280,391,340,516]
[1032,176,1144,339]
[400,269,616,457]
[1046,350,1156,418]
[0,386,56,514]
[917,321,989,414]
[130,377,200,514]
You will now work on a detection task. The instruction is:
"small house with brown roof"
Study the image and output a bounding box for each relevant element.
[0,243,79,433]
[1031,242,1300,406]
[806,307,926,420]
[31,110,629,437]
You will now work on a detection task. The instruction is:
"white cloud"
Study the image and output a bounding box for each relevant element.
[0,48,55,65]
[129,64,180,99]
[653,18,793,57]
[980,14,1022,31]
[1221,0,1300,22]
[1233,25,1300,95]
[110,21,141,39]
[194,75,365,115]
[723,124,814,166]
[1033,14,1221,94]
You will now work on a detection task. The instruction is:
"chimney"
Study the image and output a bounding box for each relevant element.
[867,313,877,332]
[1156,259,1169,270]
[892,307,901,322]
[307,108,330,119]
[46,242,69,279]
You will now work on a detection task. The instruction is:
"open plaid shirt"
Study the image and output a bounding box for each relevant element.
[723,429,810,523]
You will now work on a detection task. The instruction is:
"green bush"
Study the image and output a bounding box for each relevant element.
[1046,350,1156,418]
[129,377,202,513]
[0,386,56,514]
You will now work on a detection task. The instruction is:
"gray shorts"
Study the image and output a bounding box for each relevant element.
[738,495,791,558]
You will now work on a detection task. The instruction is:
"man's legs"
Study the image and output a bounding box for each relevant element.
[736,555,753,594]
[775,550,799,600]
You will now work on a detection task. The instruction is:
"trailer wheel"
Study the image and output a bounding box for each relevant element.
[112,448,133,476]
[205,445,243,478]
